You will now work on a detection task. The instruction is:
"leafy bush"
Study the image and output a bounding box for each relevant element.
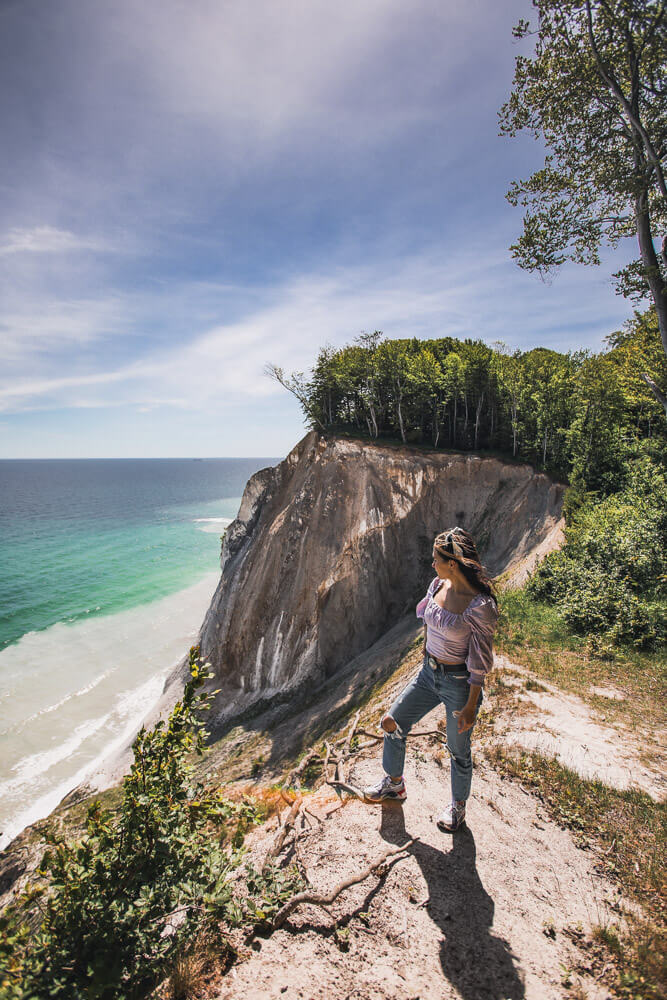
[528,459,667,647]
[0,649,258,1000]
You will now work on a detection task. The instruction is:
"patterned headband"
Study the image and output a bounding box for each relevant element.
[438,528,465,561]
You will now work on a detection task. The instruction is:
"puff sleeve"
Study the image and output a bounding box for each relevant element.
[463,596,498,687]
[416,577,441,619]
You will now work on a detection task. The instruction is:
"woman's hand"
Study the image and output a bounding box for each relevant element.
[453,703,477,734]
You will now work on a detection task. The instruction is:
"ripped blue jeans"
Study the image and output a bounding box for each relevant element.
[382,654,482,802]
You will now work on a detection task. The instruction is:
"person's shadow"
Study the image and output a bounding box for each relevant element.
[379,805,525,1000]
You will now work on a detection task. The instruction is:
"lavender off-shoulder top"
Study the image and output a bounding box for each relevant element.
[416,577,498,687]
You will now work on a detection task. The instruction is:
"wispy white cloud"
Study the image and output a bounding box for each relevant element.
[0,297,131,366]
[0,240,633,415]
[0,226,115,256]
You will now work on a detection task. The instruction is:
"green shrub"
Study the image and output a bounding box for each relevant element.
[0,649,257,1000]
[529,459,667,647]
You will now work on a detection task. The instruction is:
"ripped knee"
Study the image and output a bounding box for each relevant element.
[381,713,401,737]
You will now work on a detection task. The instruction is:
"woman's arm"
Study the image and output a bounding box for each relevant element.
[456,597,498,732]
[454,684,482,733]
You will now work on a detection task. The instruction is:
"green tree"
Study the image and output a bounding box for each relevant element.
[492,342,526,457]
[461,341,493,450]
[605,306,667,434]
[567,350,630,495]
[354,331,385,438]
[529,458,667,646]
[442,351,466,447]
[521,348,575,471]
[376,340,412,443]
[500,0,667,412]
[406,348,445,445]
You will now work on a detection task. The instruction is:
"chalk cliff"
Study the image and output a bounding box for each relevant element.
[199,432,564,725]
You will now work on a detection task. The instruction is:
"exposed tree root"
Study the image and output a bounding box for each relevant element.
[263,794,303,870]
[271,839,417,929]
[326,780,366,799]
[282,750,322,792]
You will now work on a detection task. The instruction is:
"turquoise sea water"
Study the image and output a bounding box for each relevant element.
[0,458,278,848]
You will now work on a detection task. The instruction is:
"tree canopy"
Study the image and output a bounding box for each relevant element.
[269,309,666,492]
[499,0,667,410]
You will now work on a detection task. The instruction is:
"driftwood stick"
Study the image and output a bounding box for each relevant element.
[323,741,334,783]
[344,710,361,754]
[339,709,361,783]
[326,779,366,799]
[263,794,303,870]
[302,806,318,830]
[355,728,383,742]
[272,838,417,928]
[280,788,296,807]
[336,757,345,784]
[360,726,447,741]
[282,750,321,791]
[356,727,448,743]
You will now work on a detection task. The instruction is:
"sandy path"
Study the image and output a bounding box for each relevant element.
[218,748,619,1000]
[492,656,666,801]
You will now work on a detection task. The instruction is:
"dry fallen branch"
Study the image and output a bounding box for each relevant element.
[323,741,335,783]
[282,749,321,792]
[263,794,303,870]
[326,779,366,799]
[343,709,360,755]
[336,709,361,784]
[272,838,417,928]
[355,728,384,742]
[356,727,447,743]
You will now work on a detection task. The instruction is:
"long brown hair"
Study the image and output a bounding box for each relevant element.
[434,527,497,605]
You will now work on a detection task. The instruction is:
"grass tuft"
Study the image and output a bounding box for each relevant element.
[495,586,667,731]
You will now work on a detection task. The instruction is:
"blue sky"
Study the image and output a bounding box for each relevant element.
[0,0,642,458]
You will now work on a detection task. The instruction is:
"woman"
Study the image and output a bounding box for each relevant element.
[364,527,498,832]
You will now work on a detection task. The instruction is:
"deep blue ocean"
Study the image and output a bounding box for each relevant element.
[0,457,278,848]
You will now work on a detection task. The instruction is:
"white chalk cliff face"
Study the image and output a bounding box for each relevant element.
[199,432,564,723]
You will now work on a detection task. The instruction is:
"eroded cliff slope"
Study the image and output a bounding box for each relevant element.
[199,433,564,725]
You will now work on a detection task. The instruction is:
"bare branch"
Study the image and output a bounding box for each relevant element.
[326,779,367,799]
[263,794,303,870]
[282,750,321,793]
[264,363,326,432]
[272,839,417,928]
[355,727,448,744]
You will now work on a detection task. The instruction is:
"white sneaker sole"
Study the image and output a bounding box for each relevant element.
[364,789,407,803]
[436,814,465,832]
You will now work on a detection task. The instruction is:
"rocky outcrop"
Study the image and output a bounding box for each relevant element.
[199,433,565,726]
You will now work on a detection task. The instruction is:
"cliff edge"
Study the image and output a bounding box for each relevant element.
[199,432,565,728]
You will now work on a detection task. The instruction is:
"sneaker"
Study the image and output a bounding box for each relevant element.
[436,800,466,832]
[363,774,407,803]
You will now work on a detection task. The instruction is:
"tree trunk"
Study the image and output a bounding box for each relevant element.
[396,398,406,443]
[367,394,378,438]
[474,391,485,450]
[635,192,667,416]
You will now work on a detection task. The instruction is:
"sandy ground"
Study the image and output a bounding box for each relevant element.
[492,656,666,801]
[217,744,621,1000]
